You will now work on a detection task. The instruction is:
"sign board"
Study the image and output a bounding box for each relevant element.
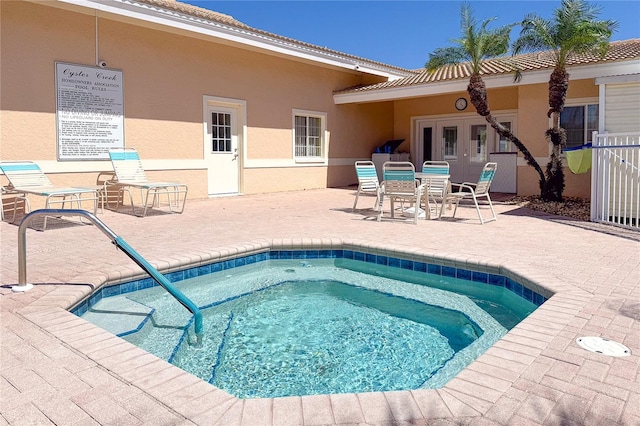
[55,62,124,160]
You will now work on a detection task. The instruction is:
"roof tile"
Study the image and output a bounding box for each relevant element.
[335,39,640,95]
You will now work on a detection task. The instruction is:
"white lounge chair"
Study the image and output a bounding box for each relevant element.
[352,161,380,211]
[108,148,188,217]
[418,160,450,219]
[0,161,98,229]
[441,162,498,224]
[377,161,426,225]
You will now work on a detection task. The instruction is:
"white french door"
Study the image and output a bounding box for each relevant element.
[416,116,514,183]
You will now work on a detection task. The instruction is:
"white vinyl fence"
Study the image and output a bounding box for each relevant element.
[590,132,640,229]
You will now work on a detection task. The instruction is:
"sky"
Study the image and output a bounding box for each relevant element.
[182,0,640,70]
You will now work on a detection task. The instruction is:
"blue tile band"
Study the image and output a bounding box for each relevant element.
[72,250,548,316]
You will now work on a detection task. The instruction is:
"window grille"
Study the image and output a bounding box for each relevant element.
[211,112,232,152]
[295,115,322,158]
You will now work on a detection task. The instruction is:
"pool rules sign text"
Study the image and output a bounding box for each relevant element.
[56,62,124,160]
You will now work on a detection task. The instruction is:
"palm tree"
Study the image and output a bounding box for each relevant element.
[513,0,617,200]
[426,3,546,192]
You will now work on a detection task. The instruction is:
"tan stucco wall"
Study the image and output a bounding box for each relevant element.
[1,1,390,200]
[515,81,594,198]
[1,1,603,201]
[392,88,519,154]
[391,81,597,198]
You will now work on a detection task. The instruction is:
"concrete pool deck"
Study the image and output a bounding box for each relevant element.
[1,188,638,425]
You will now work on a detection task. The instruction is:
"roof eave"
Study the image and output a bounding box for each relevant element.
[334,59,640,104]
[51,0,413,79]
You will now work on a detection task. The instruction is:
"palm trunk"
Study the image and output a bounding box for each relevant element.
[548,67,569,118]
[467,75,546,192]
[543,66,570,201]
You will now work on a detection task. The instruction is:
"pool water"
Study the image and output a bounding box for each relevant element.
[78,256,541,398]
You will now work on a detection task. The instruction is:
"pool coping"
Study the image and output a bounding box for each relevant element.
[14,237,593,423]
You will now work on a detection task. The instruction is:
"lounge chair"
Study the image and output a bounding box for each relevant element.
[108,148,188,217]
[418,161,450,219]
[352,161,380,211]
[0,161,98,229]
[377,161,426,225]
[440,162,498,224]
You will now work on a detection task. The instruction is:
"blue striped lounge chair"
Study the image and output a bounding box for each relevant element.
[108,148,188,217]
[0,161,98,230]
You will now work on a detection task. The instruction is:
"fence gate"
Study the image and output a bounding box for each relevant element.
[590,132,640,229]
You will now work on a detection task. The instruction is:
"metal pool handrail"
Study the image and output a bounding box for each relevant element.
[15,209,203,338]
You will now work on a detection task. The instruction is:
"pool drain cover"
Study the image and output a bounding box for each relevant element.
[576,336,631,357]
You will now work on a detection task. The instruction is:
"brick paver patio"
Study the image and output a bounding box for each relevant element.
[1,188,638,425]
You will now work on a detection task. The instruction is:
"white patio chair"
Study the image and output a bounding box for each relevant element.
[418,160,450,219]
[441,162,498,224]
[108,148,188,217]
[0,161,98,230]
[377,161,426,225]
[352,161,380,211]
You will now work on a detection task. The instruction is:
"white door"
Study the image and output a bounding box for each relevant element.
[438,119,491,183]
[205,105,239,196]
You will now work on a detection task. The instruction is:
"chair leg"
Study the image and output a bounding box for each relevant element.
[142,190,152,217]
[487,197,497,222]
[376,193,384,221]
[473,194,497,224]
[481,195,497,224]
[352,190,360,212]
[450,197,461,218]
[472,194,484,224]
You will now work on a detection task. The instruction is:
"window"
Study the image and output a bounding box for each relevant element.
[443,126,457,160]
[211,112,231,152]
[560,104,598,150]
[496,122,512,152]
[470,124,487,163]
[294,111,326,161]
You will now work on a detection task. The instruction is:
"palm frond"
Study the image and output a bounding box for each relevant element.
[513,0,617,66]
[425,3,513,74]
[425,47,468,71]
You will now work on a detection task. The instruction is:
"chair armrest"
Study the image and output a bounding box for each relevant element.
[449,182,475,194]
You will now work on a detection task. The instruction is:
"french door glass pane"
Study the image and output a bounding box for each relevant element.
[443,126,457,160]
[498,122,512,152]
[470,125,487,163]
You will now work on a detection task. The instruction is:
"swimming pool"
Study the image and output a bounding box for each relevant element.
[73,249,546,398]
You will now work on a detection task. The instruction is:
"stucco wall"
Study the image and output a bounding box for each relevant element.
[391,81,597,198]
[516,80,595,198]
[1,1,391,200]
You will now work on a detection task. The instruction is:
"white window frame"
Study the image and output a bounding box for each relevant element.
[293,109,328,163]
[556,97,599,152]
